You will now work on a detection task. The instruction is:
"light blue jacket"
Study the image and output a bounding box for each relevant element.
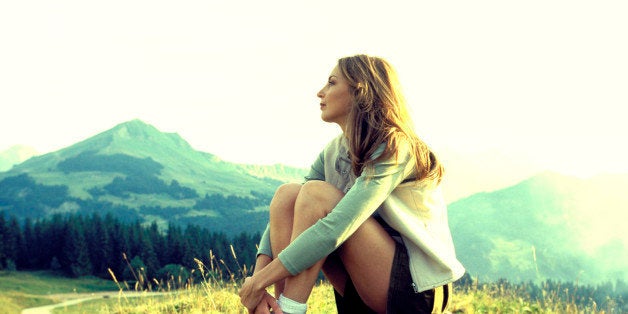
[257,134,464,292]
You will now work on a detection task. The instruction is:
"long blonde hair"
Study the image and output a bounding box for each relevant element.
[338,54,443,183]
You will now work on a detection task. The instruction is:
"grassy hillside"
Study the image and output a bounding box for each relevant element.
[3,120,627,288]
[0,120,307,234]
[0,271,118,314]
[449,171,628,285]
[5,119,303,199]
[4,270,621,314]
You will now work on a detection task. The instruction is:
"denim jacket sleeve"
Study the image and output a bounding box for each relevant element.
[304,150,325,182]
[256,223,272,258]
[278,143,414,275]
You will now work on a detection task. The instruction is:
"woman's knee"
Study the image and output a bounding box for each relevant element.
[300,180,344,200]
[274,183,301,199]
[270,183,301,211]
[295,181,344,215]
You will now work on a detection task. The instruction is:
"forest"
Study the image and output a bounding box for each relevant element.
[0,211,625,310]
[0,212,259,282]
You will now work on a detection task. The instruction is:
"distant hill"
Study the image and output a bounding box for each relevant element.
[438,148,544,203]
[2,120,627,285]
[0,120,307,235]
[0,145,38,172]
[449,171,628,285]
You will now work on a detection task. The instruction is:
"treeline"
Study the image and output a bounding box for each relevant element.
[194,191,271,213]
[57,151,164,177]
[0,212,260,282]
[456,273,627,311]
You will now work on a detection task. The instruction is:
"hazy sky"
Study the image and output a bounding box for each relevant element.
[1,1,626,176]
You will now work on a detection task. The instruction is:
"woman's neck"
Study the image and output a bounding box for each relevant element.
[338,121,347,134]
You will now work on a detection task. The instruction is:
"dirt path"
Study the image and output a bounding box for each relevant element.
[21,291,164,314]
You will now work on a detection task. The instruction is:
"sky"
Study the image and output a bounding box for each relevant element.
[1,1,627,177]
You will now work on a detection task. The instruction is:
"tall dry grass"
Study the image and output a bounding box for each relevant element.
[101,246,336,313]
[450,278,622,313]
[94,247,622,313]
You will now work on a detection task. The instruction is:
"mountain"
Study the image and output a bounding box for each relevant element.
[0,119,307,234]
[438,148,545,203]
[0,145,38,172]
[2,120,627,285]
[448,171,628,285]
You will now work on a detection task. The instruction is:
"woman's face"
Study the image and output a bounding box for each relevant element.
[317,65,353,129]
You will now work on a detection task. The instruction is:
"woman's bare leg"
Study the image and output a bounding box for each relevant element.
[268,183,301,298]
[282,180,344,303]
[282,180,396,313]
[321,253,348,295]
[320,218,395,313]
[337,216,395,313]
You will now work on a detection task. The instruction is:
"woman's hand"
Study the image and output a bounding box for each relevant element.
[239,276,282,313]
[253,291,282,314]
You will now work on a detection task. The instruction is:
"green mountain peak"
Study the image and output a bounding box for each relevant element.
[0,119,308,235]
[101,120,195,157]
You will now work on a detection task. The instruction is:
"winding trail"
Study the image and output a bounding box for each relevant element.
[21,291,166,314]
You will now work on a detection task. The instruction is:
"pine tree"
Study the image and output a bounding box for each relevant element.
[0,214,6,269]
[19,218,36,269]
[107,216,131,277]
[3,216,22,270]
[32,220,47,269]
[138,227,160,279]
[85,214,115,278]
[0,215,22,270]
[46,215,67,269]
[183,224,202,267]
[147,222,164,265]
[61,219,93,277]
[165,223,184,265]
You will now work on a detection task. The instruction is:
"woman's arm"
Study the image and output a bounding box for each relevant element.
[242,146,412,309]
[253,254,272,274]
[244,254,281,314]
[256,224,272,258]
[240,142,330,311]
[240,258,292,312]
[278,143,414,275]
[304,150,325,182]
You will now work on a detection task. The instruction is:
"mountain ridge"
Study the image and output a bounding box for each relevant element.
[0,119,307,234]
[0,145,38,172]
[448,170,628,285]
[1,120,626,285]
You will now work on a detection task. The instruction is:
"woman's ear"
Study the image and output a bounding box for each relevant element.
[354,82,364,97]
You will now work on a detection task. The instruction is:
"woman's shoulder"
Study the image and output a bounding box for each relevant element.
[374,136,415,161]
[323,134,347,152]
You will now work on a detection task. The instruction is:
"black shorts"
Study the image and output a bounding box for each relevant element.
[334,219,450,313]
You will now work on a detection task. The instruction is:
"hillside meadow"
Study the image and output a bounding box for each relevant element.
[0,270,118,314]
[2,270,622,314]
[2,120,626,287]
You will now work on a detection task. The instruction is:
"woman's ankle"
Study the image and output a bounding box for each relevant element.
[278,293,307,314]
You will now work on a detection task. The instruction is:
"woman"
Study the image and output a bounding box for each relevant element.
[239,55,465,313]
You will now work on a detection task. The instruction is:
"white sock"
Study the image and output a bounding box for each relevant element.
[277,293,307,314]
